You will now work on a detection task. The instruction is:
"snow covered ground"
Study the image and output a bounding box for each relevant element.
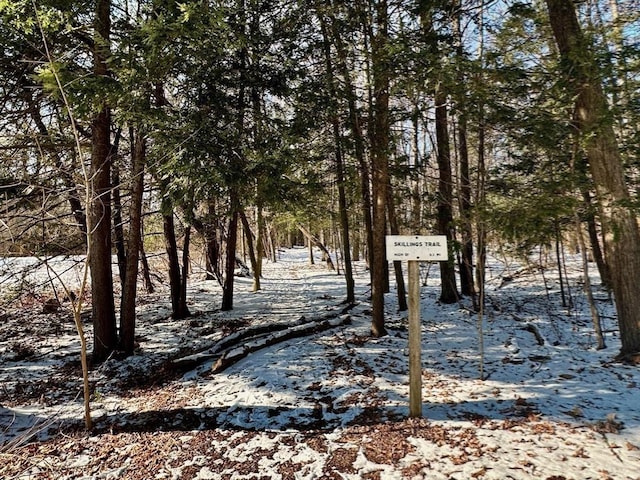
[1,247,639,479]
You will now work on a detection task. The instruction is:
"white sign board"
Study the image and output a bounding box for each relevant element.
[385,235,448,261]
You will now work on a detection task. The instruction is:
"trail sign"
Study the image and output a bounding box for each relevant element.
[385,235,448,261]
[386,235,450,418]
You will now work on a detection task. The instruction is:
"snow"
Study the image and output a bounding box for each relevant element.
[1,246,639,479]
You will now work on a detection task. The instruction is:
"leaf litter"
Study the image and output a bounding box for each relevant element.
[1,247,639,479]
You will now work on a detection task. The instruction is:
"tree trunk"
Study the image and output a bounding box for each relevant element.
[582,189,611,290]
[475,6,488,314]
[453,0,475,301]
[546,0,640,356]
[180,226,191,314]
[239,208,259,291]
[111,129,125,289]
[139,236,154,294]
[336,140,355,304]
[458,115,475,300]
[298,224,335,270]
[221,205,239,311]
[119,130,145,356]
[476,122,488,312]
[420,4,459,304]
[329,11,373,273]
[434,81,460,304]
[369,0,390,337]
[163,205,190,319]
[575,213,606,350]
[319,15,355,304]
[387,187,408,311]
[411,108,424,233]
[90,0,117,364]
[254,202,265,290]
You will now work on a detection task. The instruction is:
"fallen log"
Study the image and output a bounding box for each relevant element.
[211,315,352,373]
[172,304,357,372]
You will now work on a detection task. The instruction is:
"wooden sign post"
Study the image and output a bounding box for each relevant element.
[386,235,449,418]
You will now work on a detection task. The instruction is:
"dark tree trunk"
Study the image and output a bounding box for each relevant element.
[119,130,145,356]
[546,0,640,356]
[369,0,390,337]
[298,225,335,270]
[111,129,126,289]
[112,159,126,289]
[582,189,611,290]
[180,226,191,314]
[475,109,488,310]
[205,201,222,283]
[387,187,408,311]
[329,11,373,273]
[221,205,239,311]
[336,138,356,304]
[163,205,190,319]
[453,0,475,303]
[239,208,259,290]
[434,82,460,304]
[420,4,459,304]
[458,116,475,300]
[254,202,265,290]
[139,237,154,294]
[90,0,117,364]
[319,15,355,304]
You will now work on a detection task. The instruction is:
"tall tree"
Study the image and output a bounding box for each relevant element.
[330,6,374,273]
[119,128,146,355]
[369,0,390,337]
[319,11,356,305]
[162,197,192,319]
[545,0,640,357]
[419,2,459,304]
[452,0,475,301]
[90,0,117,363]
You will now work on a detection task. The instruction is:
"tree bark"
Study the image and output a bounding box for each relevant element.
[90,0,117,364]
[221,202,239,311]
[112,160,126,288]
[254,202,265,290]
[546,0,640,356]
[111,129,125,288]
[369,0,390,337]
[298,224,335,270]
[453,0,475,301]
[329,10,373,273]
[163,204,190,319]
[139,236,154,294]
[119,130,145,355]
[319,14,355,304]
[434,81,460,304]
[181,225,191,314]
[387,187,408,311]
[239,208,259,290]
[582,189,611,290]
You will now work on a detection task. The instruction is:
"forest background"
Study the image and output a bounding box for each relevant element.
[1,0,640,379]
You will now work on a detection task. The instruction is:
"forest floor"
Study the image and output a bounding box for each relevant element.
[1,247,639,479]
